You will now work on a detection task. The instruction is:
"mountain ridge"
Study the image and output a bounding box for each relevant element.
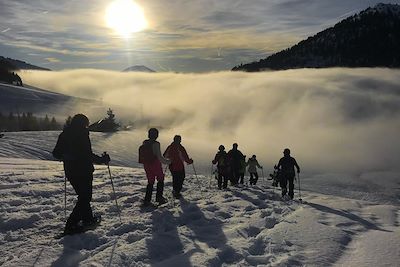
[122,65,156,73]
[0,56,51,71]
[233,3,400,72]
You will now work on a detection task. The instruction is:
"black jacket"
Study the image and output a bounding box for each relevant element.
[53,126,103,178]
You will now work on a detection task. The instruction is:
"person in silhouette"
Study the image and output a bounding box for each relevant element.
[52,114,110,233]
[247,155,263,185]
[277,148,300,199]
[163,135,193,199]
[139,128,171,205]
[227,143,244,186]
[212,145,230,189]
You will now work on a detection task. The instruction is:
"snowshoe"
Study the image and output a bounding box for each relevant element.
[56,214,101,239]
[156,196,168,206]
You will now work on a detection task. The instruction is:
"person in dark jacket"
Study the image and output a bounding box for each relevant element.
[277,148,300,199]
[52,114,110,233]
[227,143,244,186]
[163,135,193,199]
[212,145,230,189]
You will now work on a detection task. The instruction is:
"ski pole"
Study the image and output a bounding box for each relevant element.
[297,172,302,202]
[107,164,122,223]
[209,164,213,189]
[64,175,67,221]
[261,168,265,188]
[192,163,199,183]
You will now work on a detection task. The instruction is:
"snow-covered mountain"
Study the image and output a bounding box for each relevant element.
[0,82,103,117]
[123,65,156,73]
[0,132,399,266]
[0,56,50,71]
[233,3,400,71]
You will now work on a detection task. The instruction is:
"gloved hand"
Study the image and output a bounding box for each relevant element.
[212,160,216,164]
[188,158,194,164]
[102,152,111,164]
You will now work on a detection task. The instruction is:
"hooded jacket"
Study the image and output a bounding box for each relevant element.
[53,126,103,178]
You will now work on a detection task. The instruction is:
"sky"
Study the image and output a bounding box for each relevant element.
[1,0,400,72]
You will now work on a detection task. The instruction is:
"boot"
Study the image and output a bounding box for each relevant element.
[156,181,167,204]
[144,183,153,204]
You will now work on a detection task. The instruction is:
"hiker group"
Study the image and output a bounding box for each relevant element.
[53,114,300,234]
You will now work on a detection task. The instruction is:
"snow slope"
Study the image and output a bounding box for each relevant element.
[0,134,399,266]
[0,82,103,117]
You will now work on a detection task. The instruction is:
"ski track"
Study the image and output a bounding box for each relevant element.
[1,157,399,266]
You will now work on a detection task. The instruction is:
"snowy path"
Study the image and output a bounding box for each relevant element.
[1,157,398,266]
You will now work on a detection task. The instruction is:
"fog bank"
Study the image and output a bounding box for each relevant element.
[21,68,400,173]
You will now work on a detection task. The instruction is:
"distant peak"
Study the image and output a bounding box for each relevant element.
[122,65,156,73]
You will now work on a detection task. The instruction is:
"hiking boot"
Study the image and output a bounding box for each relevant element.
[173,191,181,199]
[63,223,80,234]
[142,200,152,207]
[156,196,168,205]
[83,214,101,227]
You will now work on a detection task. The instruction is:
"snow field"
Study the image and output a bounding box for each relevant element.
[1,157,399,266]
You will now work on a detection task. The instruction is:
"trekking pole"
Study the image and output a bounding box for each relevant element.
[192,164,200,188]
[209,164,213,189]
[297,172,302,202]
[107,164,122,223]
[64,175,67,221]
[261,168,265,188]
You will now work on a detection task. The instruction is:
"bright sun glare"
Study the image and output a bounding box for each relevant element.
[106,0,147,37]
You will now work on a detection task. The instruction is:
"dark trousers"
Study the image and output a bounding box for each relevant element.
[172,171,185,194]
[249,172,259,185]
[231,168,240,185]
[66,175,94,227]
[239,173,245,184]
[217,170,229,189]
[280,173,295,198]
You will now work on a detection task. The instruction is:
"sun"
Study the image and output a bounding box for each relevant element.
[106,0,147,37]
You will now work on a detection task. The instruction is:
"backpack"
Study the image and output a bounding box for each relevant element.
[138,140,157,164]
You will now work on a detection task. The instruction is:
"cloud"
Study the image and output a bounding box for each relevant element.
[4,0,400,71]
[20,68,400,174]
[45,57,60,63]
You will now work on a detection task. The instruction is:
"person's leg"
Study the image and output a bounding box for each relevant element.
[280,175,288,197]
[154,163,166,202]
[144,164,156,203]
[65,177,82,229]
[239,173,244,184]
[223,174,229,189]
[249,173,254,185]
[288,175,295,199]
[217,170,223,189]
[177,171,185,195]
[66,175,93,229]
[171,171,178,195]
[234,168,240,185]
[254,172,259,185]
[81,174,94,224]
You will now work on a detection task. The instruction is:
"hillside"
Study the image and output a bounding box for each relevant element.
[233,3,400,72]
[0,82,101,117]
[0,56,50,71]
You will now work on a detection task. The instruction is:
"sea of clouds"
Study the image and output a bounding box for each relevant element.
[21,68,400,174]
